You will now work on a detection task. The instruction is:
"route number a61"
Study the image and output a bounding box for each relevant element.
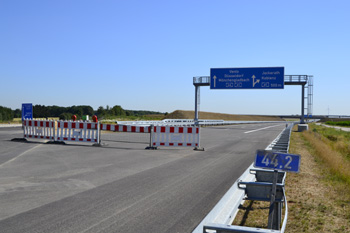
[254,150,301,173]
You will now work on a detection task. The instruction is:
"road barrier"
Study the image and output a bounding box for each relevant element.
[23,119,55,140]
[21,119,201,149]
[56,121,99,143]
[100,124,200,149]
[20,119,288,151]
[100,124,150,133]
[151,125,200,148]
[101,119,285,127]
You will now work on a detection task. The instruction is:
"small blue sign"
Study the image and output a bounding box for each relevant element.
[254,150,300,173]
[210,67,284,89]
[22,103,33,121]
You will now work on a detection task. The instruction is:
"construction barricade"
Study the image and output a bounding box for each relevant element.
[100,124,150,133]
[151,125,200,148]
[20,120,202,149]
[23,119,55,140]
[56,121,99,143]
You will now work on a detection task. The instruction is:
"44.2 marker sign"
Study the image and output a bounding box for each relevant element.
[254,150,301,173]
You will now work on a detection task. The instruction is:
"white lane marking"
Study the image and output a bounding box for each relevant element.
[0,144,42,168]
[244,124,282,134]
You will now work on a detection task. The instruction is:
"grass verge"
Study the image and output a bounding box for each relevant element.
[232,124,350,232]
[325,121,350,127]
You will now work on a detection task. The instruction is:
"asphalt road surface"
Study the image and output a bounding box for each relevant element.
[0,123,286,233]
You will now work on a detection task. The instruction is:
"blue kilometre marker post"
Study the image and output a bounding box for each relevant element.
[254,149,301,230]
[254,149,300,173]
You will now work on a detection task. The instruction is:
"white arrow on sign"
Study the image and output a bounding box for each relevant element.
[213,75,217,88]
[252,75,260,87]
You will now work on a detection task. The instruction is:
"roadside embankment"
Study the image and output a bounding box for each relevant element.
[232,124,350,232]
[164,110,284,121]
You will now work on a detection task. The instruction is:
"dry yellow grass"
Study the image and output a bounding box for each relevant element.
[286,128,350,232]
[302,129,350,184]
[163,110,284,121]
[232,200,270,228]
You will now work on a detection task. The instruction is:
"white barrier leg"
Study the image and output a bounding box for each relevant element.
[93,122,103,147]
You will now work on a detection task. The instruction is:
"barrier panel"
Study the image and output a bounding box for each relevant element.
[56,121,99,143]
[100,124,150,133]
[152,126,200,147]
[23,119,55,140]
[21,121,201,148]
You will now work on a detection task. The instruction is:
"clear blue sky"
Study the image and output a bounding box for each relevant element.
[1,0,349,115]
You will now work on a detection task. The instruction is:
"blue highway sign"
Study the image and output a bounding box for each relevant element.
[22,103,33,121]
[254,150,300,173]
[210,67,284,89]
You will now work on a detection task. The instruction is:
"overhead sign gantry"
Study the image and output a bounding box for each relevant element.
[210,67,284,89]
[193,67,313,127]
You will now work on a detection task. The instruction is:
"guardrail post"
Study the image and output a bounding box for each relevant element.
[268,169,280,230]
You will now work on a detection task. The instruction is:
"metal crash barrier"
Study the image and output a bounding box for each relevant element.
[238,169,286,230]
[199,123,296,233]
[203,169,288,233]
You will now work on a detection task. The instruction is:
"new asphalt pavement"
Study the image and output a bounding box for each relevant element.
[0,123,286,233]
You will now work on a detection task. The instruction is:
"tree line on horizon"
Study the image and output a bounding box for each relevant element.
[0,106,19,122]
[0,105,165,121]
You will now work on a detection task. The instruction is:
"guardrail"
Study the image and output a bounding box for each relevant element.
[193,123,296,233]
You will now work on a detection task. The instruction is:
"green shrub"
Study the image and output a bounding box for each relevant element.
[0,106,14,122]
[59,113,73,120]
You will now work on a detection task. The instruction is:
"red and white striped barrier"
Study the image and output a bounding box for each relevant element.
[21,120,202,149]
[56,121,99,143]
[152,126,200,147]
[23,119,55,140]
[100,124,150,133]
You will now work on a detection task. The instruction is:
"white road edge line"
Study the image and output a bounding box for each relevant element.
[244,124,282,134]
[0,144,43,168]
